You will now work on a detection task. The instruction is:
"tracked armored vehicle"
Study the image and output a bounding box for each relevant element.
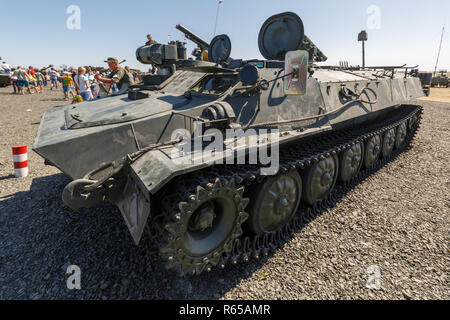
[431,70,449,88]
[0,70,10,87]
[33,12,423,276]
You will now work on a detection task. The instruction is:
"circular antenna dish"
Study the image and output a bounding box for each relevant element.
[208,34,232,63]
[258,12,305,61]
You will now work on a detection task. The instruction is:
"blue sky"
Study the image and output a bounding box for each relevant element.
[0,0,448,71]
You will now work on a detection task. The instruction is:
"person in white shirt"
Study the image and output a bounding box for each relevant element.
[48,68,59,90]
[74,67,92,102]
[84,67,98,99]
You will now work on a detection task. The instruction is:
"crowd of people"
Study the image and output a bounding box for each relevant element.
[1,60,141,103]
[2,65,46,95]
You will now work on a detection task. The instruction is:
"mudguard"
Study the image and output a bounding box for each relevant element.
[129,148,211,197]
[115,176,151,245]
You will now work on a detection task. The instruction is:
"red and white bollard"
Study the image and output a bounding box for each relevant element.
[12,145,28,178]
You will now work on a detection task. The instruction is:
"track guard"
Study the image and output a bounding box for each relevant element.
[116,176,151,245]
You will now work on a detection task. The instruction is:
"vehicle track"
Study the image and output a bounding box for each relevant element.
[153,105,423,276]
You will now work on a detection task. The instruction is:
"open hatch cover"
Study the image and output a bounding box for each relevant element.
[258,12,305,61]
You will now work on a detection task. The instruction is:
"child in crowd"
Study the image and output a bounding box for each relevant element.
[61,72,75,100]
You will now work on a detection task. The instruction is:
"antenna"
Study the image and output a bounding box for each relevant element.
[213,1,222,37]
[434,26,445,76]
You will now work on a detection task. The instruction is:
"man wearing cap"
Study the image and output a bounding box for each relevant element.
[95,57,132,95]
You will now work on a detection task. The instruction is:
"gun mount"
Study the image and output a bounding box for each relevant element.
[176,24,210,52]
[301,35,327,63]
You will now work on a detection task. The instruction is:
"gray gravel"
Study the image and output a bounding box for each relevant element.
[0,86,449,300]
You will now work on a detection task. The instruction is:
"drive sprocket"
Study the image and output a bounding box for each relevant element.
[158,177,249,276]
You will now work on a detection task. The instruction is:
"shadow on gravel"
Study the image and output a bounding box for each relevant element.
[0,174,15,182]
[0,142,414,300]
[0,172,273,300]
[0,173,261,300]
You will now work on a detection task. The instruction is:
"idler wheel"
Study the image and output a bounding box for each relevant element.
[364,135,382,168]
[160,178,248,277]
[382,128,396,158]
[395,122,408,149]
[246,171,302,235]
[339,142,364,182]
[302,154,339,205]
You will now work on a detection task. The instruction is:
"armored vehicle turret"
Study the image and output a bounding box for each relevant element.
[34,12,423,276]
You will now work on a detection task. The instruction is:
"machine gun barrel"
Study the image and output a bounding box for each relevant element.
[176,24,210,51]
[302,35,328,63]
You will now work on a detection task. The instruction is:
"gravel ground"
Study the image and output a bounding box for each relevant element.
[0,86,448,300]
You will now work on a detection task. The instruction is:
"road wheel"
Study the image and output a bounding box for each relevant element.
[364,135,382,168]
[302,154,339,205]
[382,128,396,158]
[395,122,408,149]
[246,171,302,235]
[339,142,364,182]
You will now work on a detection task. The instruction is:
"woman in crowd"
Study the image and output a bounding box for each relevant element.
[73,67,92,102]
[26,70,39,94]
[84,67,98,99]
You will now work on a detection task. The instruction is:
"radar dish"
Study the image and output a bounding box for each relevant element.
[208,34,232,63]
[258,12,305,61]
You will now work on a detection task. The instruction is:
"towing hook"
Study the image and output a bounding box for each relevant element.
[62,179,105,211]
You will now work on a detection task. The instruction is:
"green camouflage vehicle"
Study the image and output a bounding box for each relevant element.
[431,70,449,88]
[34,12,423,276]
[0,72,10,87]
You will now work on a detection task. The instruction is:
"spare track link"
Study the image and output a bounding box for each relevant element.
[154,104,423,276]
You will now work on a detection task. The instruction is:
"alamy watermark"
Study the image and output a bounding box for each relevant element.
[66,5,81,30]
[170,124,280,175]
[366,5,381,30]
[66,265,81,290]
[366,265,381,290]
